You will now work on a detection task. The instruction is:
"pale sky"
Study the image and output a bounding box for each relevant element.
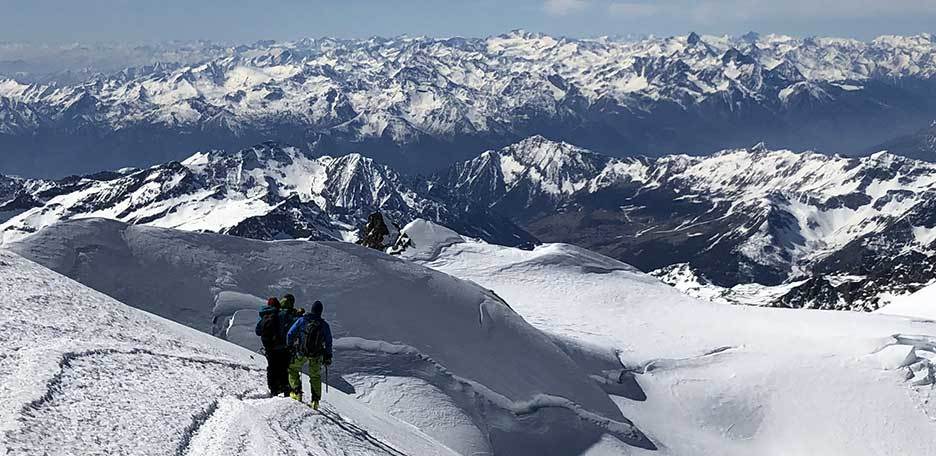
[1,0,934,43]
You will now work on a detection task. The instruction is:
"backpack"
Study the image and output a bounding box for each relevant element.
[300,318,327,357]
[259,312,283,349]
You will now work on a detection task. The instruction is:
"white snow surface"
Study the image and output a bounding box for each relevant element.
[0,249,459,456]
[399,219,936,456]
[878,283,936,321]
[7,218,654,455]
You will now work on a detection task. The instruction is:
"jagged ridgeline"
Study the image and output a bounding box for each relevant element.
[3,136,935,311]
[2,32,936,178]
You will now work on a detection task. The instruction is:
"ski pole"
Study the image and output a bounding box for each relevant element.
[325,364,329,394]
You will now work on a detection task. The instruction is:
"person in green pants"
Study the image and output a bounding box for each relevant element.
[286,300,333,409]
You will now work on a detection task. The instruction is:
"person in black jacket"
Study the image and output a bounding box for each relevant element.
[255,297,290,397]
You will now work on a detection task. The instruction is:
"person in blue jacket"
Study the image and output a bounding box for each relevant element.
[286,300,333,409]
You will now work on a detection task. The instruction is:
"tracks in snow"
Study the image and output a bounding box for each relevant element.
[4,344,416,456]
[3,346,263,456]
[182,397,410,456]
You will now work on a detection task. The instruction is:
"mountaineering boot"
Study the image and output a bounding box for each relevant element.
[311,400,319,410]
[290,391,303,401]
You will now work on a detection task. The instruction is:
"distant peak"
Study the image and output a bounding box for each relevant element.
[687,32,702,46]
[500,29,540,40]
[519,134,553,144]
[500,136,609,174]
[333,152,371,164]
[510,135,579,155]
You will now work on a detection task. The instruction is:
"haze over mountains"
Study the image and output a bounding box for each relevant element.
[2,31,936,178]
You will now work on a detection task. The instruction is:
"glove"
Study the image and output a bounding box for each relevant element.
[323,356,332,366]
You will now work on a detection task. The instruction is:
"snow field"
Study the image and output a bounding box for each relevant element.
[8,218,655,455]
[0,249,462,456]
[399,219,936,456]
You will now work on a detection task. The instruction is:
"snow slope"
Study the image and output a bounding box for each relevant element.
[878,283,936,321]
[398,219,936,456]
[0,249,460,456]
[7,218,653,455]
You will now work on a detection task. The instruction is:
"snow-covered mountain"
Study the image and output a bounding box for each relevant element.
[3,32,936,177]
[0,141,535,247]
[436,136,936,310]
[394,219,936,455]
[6,218,653,455]
[0,248,462,456]
[4,134,934,311]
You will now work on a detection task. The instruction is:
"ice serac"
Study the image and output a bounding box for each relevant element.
[399,219,936,456]
[8,218,652,455]
[0,249,460,456]
[4,32,936,177]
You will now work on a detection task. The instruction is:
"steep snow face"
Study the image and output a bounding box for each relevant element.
[877,282,936,321]
[0,141,535,248]
[398,219,936,456]
[8,218,653,455]
[439,137,936,309]
[4,32,936,177]
[0,249,460,456]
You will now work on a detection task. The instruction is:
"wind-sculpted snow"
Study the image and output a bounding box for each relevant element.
[7,218,652,455]
[399,219,936,455]
[0,249,459,456]
[3,32,936,177]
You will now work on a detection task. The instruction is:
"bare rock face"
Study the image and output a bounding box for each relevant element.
[357,212,401,251]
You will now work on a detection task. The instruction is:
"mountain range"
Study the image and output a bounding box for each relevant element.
[3,136,935,311]
[2,31,936,177]
[0,141,535,247]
